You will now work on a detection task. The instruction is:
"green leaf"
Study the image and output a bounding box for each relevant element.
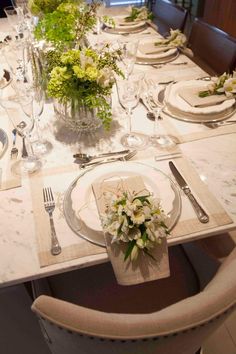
[124,240,136,261]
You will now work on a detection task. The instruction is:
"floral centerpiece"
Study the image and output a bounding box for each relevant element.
[124,6,153,22]
[101,190,169,261]
[33,0,99,49]
[47,46,122,130]
[154,29,187,48]
[199,72,236,98]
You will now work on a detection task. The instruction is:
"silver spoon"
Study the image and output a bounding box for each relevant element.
[17,121,28,158]
[204,120,236,129]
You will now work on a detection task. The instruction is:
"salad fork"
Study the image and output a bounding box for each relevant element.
[43,187,62,256]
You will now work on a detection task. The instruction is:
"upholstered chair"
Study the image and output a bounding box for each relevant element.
[188,18,236,75]
[151,0,188,36]
[31,244,236,354]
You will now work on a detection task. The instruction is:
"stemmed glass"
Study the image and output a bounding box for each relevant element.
[146,80,176,149]
[116,72,148,149]
[117,40,139,79]
[0,81,42,175]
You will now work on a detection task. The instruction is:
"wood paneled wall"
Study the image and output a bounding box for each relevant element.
[203,0,236,37]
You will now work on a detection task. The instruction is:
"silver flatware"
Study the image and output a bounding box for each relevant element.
[43,187,62,256]
[10,129,18,159]
[155,152,182,161]
[169,161,209,223]
[152,61,188,69]
[73,149,130,163]
[79,150,137,169]
[204,120,236,129]
[16,121,28,158]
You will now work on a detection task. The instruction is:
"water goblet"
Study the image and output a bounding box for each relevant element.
[0,82,42,175]
[116,72,148,149]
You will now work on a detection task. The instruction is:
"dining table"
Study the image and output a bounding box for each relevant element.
[0,10,236,289]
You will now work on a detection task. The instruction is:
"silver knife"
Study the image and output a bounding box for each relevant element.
[169,161,209,223]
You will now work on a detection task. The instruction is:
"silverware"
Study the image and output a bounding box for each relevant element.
[155,152,182,161]
[140,96,155,120]
[204,120,236,129]
[79,150,137,169]
[152,61,188,69]
[169,161,209,223]
[10,129,18,159]
[73,149,130,163]
[43,187,62,256]
[16,121,28,158]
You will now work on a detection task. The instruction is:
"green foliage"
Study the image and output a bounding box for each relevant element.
[124,6,153,22]
[46,47,122,129]
[28,0,69,15]
[34,1,99,49]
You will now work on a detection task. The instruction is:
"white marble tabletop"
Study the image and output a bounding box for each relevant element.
[0,16,236,288]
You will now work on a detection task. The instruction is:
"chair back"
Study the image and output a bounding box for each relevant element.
[188,18,236,75]
[32,247,236,354]
[152,0,188,35]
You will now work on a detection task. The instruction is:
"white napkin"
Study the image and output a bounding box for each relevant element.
[137,38,177,60]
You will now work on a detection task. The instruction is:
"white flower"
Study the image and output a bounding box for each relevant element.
[128,227,141,241]
[223,77,236,97]
[97,67,114,88]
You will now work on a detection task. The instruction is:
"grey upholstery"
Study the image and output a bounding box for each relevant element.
[151,0,188,36]
[31,244,236,354]
[188,18,236,75]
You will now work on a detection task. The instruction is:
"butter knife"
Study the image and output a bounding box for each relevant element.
[169,161,209,223]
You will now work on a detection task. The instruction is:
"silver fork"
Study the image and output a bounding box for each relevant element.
[79,150,137,169]
[10,129,18,159]
[43,187,62,256]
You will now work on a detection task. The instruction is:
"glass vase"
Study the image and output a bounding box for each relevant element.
[54,98,102,133]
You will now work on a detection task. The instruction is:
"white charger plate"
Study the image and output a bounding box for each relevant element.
[63,161,181,247]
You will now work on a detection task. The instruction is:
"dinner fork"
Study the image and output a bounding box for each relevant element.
[79,150,137,169]
[43,187,62,256]
[10,129,18,159]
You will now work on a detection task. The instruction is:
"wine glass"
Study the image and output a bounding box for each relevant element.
[146,80,177,149]
[117,40,139,79]
[116,72,148,149]
[2,40,26,81]
[0,81,42,175]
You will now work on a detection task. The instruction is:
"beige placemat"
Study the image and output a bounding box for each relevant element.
[92,175,170,285]
[161,112,236,143]
[0,115,21,191]
[167,158,233,239]
[29,164,105,268]
[29,157,233,268]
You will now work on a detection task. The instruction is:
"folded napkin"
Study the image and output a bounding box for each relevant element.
[179,86,233,108]
[92,175,170,286]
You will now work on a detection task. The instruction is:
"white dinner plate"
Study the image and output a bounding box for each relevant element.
[63,161,181,247]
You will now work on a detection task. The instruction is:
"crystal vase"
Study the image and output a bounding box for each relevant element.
[54,98,102,133]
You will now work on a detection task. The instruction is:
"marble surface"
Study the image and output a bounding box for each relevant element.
[0,17,236,287]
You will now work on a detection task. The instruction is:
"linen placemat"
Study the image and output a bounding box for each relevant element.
[92,175,170,285]
[29,157,233,268]
[161,111,236,143]
[29,164,105,267]
[0,114,21,191]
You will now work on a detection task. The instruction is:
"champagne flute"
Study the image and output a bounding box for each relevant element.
[117,40,139,79]
[0,81,42,175]
[116,72,148,149]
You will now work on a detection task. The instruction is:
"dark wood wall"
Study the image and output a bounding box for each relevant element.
[203,0,236,37]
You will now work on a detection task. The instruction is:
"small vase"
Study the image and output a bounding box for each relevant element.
[54,98,102,133]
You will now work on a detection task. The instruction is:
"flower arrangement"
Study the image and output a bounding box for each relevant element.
[155,29,187,48]
[33,0,99,48]
[199,72,236,98]
[46,46,122,129]
[28,0,66,15]
[124,6,153,22]
[102,190,169,261]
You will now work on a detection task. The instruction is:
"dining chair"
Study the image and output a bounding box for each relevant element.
[187,18,236,76]
[151,0,188,36]
[31,243,236,354]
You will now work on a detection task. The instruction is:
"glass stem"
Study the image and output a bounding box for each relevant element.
[127,108,132,134]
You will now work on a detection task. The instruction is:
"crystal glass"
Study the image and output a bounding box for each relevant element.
[0,82,42,174]
[2,40,26,80]
[4,6,24,36]
[147,81,176,149]
[117,40,139,79]
[116,72,148,149]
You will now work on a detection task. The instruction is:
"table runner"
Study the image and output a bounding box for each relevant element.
[29,157,233,268]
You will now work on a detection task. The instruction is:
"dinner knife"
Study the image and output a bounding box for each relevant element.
[169,161,209,223]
